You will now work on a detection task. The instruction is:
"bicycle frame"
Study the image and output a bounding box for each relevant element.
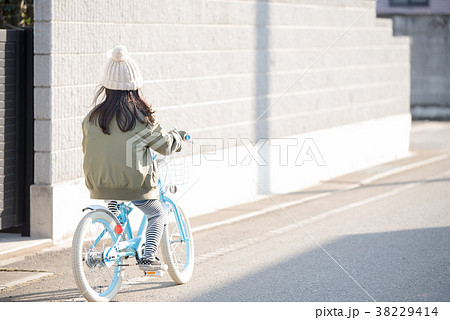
[87,176,190,264]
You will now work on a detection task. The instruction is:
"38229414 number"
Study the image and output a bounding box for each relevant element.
[375,307,438,317]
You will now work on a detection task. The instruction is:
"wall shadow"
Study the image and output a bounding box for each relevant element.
[189,226,450,301]
[255,0,271,193]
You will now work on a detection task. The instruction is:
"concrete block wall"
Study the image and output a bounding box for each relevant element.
[33,0,411,241]
[393,15,450,119]
[377,0,450,16]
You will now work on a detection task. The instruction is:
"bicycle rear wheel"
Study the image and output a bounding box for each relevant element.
[161,204,194,284]
[72,211,124,302]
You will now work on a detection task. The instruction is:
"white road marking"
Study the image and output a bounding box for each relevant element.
[0,271,53,292]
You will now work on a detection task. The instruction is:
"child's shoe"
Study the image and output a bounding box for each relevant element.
[137,256,168,271]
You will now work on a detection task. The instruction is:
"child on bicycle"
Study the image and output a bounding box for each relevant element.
[82,46,187,271]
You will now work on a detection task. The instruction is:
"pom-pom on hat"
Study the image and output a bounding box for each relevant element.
[102,46,143,91]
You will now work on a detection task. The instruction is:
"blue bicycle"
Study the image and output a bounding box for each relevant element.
[72,147,194,302]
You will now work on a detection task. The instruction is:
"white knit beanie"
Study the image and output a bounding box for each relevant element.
[102,46,143,91]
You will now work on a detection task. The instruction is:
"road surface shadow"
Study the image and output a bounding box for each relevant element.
[0,287,81,302]
[189,226,450,302]
[115,280,178,297]
[0,279,176,302]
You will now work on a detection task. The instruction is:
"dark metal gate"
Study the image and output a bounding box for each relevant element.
[0,28,34,236]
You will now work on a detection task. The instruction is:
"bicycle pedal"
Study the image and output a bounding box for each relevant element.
[144,270,164,277]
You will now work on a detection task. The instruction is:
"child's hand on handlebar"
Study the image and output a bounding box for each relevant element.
[178,130,191,141]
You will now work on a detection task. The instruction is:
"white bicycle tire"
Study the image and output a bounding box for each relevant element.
[161,205,194,284]
[72,211,124,302]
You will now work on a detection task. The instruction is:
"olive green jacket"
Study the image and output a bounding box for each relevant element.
[82,113,183,200]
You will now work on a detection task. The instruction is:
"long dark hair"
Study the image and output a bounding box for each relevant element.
[89,86,156,135]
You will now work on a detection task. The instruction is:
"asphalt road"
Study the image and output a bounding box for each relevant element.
[0,121,449,302]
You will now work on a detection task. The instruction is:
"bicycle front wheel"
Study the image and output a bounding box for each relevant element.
[72,211,124,302]
[161,204,194,284]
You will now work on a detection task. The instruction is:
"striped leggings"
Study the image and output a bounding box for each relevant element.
[131,199,165,259]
